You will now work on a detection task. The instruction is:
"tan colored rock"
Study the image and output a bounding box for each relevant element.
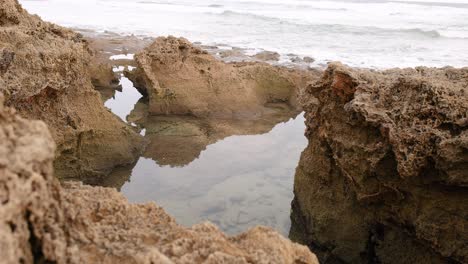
[0,0,145,181]
[0,95,70,264]
[253,51,280,62]
[89,60,120,90]
[84,31,154,94]
[0,96,318,264]
[126,36,319,119]
[292,62,468,263]
[218,48,245,59]
[62,182,318,264]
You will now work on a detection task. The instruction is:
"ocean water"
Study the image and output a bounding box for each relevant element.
[20,0,468,68]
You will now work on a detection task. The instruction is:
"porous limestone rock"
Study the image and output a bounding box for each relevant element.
[0,0,145,181]
[0,95,68,264]
[0,95,319,264]
[291,62,468,263]
[126,36,319,119]
[61,182,318,264]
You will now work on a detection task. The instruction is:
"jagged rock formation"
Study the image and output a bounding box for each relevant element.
[0,0,145,181]
[291,62,468,263]
[88,58,120,91]
[84,31,154,101]
[126,36,319,119]
[0,96,318,264]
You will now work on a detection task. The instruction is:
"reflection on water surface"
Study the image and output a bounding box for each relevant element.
[100,74,307,235]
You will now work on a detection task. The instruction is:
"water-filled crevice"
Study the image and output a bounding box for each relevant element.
[98,69,309,235]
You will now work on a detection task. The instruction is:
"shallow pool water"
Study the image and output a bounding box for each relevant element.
[104,76,142,122]
[101,73,307,235]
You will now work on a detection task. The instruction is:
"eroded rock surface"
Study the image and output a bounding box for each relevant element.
[292,62,468,263]
[0,96,318,264]
[126,36,319,119]
[0,95,68,264]
[0,0,144,181]
[84,31,154,96]
[62,182,318,264]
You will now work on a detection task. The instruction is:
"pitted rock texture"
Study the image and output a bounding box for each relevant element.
[0,96,318,264]
[0,0,144,181]
[61,182,318,264]
[126,36,319,119]
[292,62,468,263]
[0,95,68,264]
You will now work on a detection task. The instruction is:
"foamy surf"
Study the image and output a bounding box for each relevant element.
[19,0,468,68]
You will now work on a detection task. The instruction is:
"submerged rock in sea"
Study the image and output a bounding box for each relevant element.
[0,96,319,264]
[253,50,281,62]
[0,0,145,181]
[126,36,320,119]
[292,62,468,263]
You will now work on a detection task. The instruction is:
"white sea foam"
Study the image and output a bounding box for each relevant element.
[19,0,468,68]
[112,66,125,72]
[110,54,135,60]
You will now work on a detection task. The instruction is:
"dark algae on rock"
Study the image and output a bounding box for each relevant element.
[291,62,468,263]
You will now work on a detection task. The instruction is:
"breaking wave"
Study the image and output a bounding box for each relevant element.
[213,10,459,39]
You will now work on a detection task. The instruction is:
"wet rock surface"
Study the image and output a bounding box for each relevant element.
[292,62,468,263]
[126,36,320,119]
[253,51,281,62]
[0,96,319,264]
[0,0,144,181]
